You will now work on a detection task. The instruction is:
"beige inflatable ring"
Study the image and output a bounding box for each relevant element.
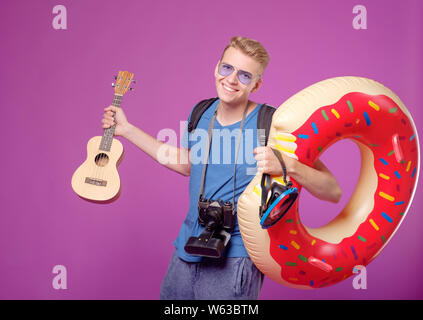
[238,76,419,289]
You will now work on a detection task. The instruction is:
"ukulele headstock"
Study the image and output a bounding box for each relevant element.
[112,71,135,95]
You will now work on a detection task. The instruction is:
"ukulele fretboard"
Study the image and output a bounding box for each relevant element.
[100,94,122,151]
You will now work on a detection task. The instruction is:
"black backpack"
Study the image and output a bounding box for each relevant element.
[187,97,276,147]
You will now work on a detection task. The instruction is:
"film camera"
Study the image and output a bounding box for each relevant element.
[184,198,235,258]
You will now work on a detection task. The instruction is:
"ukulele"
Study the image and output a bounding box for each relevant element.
[71,71,135,202]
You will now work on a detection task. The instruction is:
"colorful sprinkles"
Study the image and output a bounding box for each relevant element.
[291,241,300,250]
[363,111,371,126]
[381,212,393,223]
[379,158,388,165]
[357,235,367,242]
[269,92,418,289]
[331,108,340,119]
[379,192,395,201]
[368,100,380,111]
[321,110,329,121]
[369,219,379,231]
[379,173,390,180]
[298,134,309,139]
[347,100,354,112]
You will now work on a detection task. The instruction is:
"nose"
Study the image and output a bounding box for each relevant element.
[226,70,239,85]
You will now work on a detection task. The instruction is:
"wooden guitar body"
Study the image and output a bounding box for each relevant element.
[71,70,134,203]
[72,136,124,203]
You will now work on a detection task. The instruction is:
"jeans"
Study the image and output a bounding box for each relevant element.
[160,250,264,300]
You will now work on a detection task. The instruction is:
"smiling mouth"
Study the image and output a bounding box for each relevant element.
[222,83,238,93]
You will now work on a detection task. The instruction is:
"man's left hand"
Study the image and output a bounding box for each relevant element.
[254,146,288,175]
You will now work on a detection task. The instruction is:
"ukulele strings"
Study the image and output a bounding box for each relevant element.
[99,116,115,183]
[94,107,111,182]
[94,143,102,182]
[92,135,101,181]
[94,117,107,181]
[98,95,118,182]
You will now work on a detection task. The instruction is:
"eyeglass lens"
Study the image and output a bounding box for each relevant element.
[218,63,253,85]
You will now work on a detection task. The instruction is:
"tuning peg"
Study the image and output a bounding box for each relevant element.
[113,75,117,80]
[129,87,135,91]
[131,79,136,83]
[111,82,115,87]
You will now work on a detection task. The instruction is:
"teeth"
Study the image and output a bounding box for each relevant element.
[223,84,236,92]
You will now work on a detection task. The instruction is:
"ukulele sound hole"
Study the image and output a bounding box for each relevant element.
[95,153,109,167]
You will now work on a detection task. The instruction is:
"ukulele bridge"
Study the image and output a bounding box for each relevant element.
[85,177,107,187]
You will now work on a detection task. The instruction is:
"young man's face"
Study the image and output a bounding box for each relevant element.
[214,46,263,106]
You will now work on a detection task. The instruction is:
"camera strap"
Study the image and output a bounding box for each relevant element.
[271,148,290,186]
[198,101,250,208]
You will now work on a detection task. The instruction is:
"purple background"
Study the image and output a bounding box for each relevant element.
[0,0,422,299]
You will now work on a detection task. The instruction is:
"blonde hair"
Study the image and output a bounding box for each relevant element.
[221,36,270,74]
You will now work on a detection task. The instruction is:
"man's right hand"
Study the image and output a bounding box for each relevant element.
[102,105,132,137]
[102,106,191,176]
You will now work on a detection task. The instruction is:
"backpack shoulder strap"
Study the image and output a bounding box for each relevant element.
[188,99,276,146]
[257,103,276,146]
[187,97,219,133]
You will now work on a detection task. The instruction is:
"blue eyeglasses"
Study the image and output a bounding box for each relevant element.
[217,62,260,85]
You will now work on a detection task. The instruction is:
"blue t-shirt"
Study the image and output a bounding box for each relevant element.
[174,99,261,262]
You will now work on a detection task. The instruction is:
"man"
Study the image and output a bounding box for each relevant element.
[102,36,342,299]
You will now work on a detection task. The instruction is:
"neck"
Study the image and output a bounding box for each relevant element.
[217,99,251,125]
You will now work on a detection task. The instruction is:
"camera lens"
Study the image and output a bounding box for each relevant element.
[205,220,217,230]
[205,206,223,230]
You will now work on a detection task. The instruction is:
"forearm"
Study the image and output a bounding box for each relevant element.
[286,158,342,203]
[122,124,191,176]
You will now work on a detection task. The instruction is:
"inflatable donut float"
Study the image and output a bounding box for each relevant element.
[237,76,419,289]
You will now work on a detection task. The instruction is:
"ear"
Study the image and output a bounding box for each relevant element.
[250,77,263,94]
